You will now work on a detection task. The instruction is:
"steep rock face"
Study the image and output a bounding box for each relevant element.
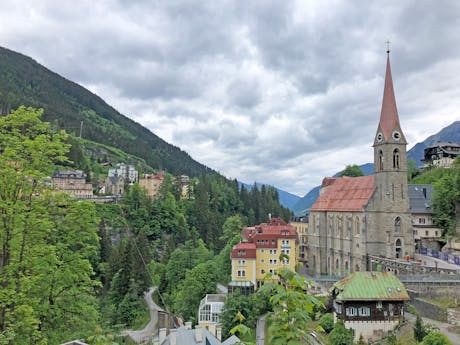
[0,46,213,177]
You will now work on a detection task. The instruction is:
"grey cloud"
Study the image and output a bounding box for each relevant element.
[226,78,262,108]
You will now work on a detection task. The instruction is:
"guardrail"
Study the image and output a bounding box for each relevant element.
[420,247,460,266]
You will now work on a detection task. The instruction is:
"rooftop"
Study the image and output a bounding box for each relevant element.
[330,271,410,302]
[311,175,375,212]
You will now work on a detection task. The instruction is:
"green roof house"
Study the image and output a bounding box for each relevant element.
[329,271,409,343]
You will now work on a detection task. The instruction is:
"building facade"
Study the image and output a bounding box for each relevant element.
[108,163,138,184]
[330,272,409,342]
[289,215,308,266]
[307,52,415,276]
[230,218,298,292]
[423,141,460,168]
[409,184,442,250]
[139,171,165,198]
[52,170,93,198]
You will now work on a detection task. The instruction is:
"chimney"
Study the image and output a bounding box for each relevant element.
[208,323,216,337]
[194,325,203,343]
[159,328,167,344]
[216,327,222,341]
[185,321,192,330]
[169,329,177,345]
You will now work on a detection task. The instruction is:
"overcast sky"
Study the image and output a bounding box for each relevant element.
[1,1,459,196]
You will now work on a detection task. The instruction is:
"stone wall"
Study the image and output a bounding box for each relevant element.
[410,298,447,322]
[447,308,460,326]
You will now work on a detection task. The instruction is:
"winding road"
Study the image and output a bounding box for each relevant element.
[121,287,163,344]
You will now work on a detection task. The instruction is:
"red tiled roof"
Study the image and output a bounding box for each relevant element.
[231,242,256,259]
[310,175,375,212]
[378,54,400,141]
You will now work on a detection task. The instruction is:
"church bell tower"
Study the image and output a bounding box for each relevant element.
[372,48,414,259]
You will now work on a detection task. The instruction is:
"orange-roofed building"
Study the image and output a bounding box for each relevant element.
[307,51,414,276]
[229,217,298,293]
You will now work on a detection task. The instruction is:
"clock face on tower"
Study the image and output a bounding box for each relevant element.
[377,132,383,142]
[392,130,401,141]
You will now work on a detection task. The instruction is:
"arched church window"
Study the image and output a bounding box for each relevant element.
[393,149,400,169]
[394,217,401,232]
[395,239,402,259]
[379,150,384,171]
[354,216,360,235]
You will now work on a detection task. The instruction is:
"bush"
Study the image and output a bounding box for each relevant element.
[319,313,334,333]
[422,332,453,345]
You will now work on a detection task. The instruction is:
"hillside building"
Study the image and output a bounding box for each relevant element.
[330,271,409,342]
[409,184,442,251]
[52,170,93,198]
[307,51,415,276]
[229,217,298,293]
[423,141,460,168]
[108,163,138,184]
[139,171,165,198]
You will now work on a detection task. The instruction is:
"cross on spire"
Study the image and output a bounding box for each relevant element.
[386,40,390,54]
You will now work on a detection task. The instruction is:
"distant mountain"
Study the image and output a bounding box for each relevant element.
[292,121,460,215]
[291,186,320,216]
[240,182,301,211]
[0,46,213,177]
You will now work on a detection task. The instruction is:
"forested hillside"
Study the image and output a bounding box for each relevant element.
[0,106,292,343]
[0,46,212,177]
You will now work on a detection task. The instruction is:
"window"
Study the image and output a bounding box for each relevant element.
[345,307,357,316]
[419,218,426,224]
[261,269,265,274]
[237,270,246,277]
[269,249,277,255]
[394,217,401,232]
[238,259,246,266]
[393,149,400,169]
[359,307,370,317]
[378,150,384,171]
[425,231,429,236]
[334,302,342,314]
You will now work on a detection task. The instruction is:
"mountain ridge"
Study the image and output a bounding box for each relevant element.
[0,46,213,177]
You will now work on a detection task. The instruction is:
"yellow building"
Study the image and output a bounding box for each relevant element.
[229,218,298,293]
[289,215,309,267]
[138,171,165,198]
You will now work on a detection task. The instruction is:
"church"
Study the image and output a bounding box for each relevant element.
[307,51,415,276]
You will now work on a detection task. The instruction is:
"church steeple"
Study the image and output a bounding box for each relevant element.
[375,50,406,144]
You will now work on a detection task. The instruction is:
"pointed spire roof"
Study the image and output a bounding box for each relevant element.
[378,52,401,140]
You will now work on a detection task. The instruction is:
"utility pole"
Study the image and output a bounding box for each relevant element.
[79,120,83,138]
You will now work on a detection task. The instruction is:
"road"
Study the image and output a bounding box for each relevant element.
[121,287,163,344]
[406,312,460,345]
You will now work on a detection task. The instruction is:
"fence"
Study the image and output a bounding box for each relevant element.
[420,247,460,266]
